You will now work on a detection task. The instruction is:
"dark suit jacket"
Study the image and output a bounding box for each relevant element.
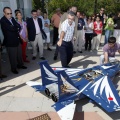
[0,16,22,47]
[27,17,47,41]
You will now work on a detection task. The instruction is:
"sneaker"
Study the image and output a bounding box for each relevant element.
[47,48,52,51]
[53,56,57,60]
[11,69,18,74]
[40,57,45,60]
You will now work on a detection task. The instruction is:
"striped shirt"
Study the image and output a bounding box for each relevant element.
[59,19,75,42]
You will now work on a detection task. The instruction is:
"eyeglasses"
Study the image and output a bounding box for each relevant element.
[6,13,12,15]
[101,10,104,11]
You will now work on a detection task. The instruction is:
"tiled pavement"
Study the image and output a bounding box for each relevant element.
[0,112,104,120]
[0,38,120,120]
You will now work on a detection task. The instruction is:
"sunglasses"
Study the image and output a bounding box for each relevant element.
[101,10,104,11]
[6,13,12,15]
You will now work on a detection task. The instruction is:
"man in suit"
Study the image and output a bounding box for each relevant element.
[0,38,7,79]
[27,9,46,60]
[1,7,27,74]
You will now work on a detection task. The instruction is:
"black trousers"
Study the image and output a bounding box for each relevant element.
[53,27,58,45]
[59,41,73,67]
[85,33,93,50]
[0,51,1,76]
[7,44,23,70]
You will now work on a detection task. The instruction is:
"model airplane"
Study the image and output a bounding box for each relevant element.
[26,60,120,120]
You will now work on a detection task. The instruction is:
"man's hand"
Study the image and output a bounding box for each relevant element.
[57,40,62,46]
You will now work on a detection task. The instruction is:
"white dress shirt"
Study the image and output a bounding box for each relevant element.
[33,18,41,34]
[9,18,13,25]
[38,16,44,30]
[59,19,75,42]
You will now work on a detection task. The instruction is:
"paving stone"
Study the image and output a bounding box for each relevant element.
[0,112,29,120]
[0,97,13,111]
[41,97,55,112]
[7,97,43,111]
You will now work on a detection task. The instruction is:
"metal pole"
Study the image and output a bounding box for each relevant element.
[94,0,97,14]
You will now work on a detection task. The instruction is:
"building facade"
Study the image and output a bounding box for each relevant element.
[0,0,32,41]
[0,0,32,18]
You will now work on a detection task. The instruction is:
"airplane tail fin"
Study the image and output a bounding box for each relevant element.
[52,70,77,119]
[51,70,79,102]
[38,60,58,86]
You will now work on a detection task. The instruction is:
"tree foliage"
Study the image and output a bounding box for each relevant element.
[32,0,42,9]
[32,0,120,18]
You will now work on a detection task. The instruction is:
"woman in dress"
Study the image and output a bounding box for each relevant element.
[16,12,30,62]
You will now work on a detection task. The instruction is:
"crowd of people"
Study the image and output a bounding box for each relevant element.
[0,6,120,79]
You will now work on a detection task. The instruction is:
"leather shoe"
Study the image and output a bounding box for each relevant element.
[79,51,83,53]
[24,60,30,63]
[17,65,27,69]
[32,56,36,60]
[0,74,7,78]
[21,66,27,69]
[47,48,52,51]
[11,70,18,74]
[53,56,57,60]
[66,66,71,68]
[73,51,76,54]
[40,57,45,60]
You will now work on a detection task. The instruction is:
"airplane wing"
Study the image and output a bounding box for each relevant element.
[52,67,84,77]
[81,75,120,112]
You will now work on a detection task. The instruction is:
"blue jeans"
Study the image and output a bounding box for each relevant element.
[104,30,112,45]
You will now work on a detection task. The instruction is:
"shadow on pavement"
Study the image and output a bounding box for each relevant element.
[0,76,41,96]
